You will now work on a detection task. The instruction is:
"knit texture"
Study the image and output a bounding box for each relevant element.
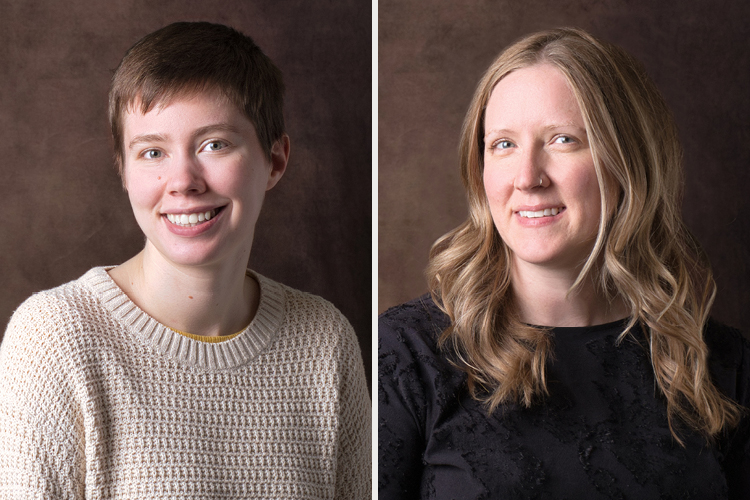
[0,267,371,499]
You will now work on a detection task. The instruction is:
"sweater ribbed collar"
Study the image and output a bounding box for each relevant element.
[83,266,286,371]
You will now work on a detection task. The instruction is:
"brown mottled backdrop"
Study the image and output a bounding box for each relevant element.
[379,0,750,336]
[0,1,371,385]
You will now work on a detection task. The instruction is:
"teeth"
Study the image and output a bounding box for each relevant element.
[519,207,561,218]
[166,210,216,227]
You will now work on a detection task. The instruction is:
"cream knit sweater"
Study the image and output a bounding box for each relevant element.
[0,267,371,499]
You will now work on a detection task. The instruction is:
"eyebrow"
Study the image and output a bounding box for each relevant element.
[128,133,168,151]
[127,123,243,151]
[192,123,242,138]
[484,124,586,139]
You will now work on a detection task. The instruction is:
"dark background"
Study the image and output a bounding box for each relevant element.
[0,1,371,385]
[379,0,750,336]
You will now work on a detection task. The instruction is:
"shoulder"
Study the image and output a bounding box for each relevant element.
[254,271,347,322]
[704,318,750,406]
[281,282,351,327]
[0,269,110,407]
[378,294,461,398]
[379,294,450,355]
[2,268,107,354]
[253,272,361,353]
[253,274,368,406]
[703,318,749,370]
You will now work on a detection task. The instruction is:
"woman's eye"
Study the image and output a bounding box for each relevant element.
[143,150,163,159]
[494,140,515,150]
[203,141,226,152]
[554,136,575,144]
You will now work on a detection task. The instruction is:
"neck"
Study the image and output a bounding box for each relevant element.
[108,243,259,337]
[511,258,628,328]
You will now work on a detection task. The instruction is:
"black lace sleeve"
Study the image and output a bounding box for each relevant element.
[378,315,425,497]
[378,296,458,499]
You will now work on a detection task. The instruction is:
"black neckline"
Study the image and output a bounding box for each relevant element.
[539,317,630,335]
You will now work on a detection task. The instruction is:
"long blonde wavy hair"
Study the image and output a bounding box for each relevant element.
[427,27,741,442]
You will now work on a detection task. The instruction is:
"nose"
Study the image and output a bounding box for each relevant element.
[513,147,546,190]
[168,153,207,195]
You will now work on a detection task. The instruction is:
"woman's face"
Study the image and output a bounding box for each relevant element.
[483,64,601,274]
[121,89,285,269]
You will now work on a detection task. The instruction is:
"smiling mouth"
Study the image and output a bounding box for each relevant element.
[518,207,565,218]
[165,207,223,227]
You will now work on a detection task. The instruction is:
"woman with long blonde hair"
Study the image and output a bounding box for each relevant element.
[379,28,749,499]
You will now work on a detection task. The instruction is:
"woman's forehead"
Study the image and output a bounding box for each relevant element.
[484,65,583,132]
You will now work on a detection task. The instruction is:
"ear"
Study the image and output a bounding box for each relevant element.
[266,134,289,191]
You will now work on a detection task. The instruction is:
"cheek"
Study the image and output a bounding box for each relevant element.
[483,166,513,208]
[223,168,258,199]
[564,160,599,203]
[125,173,163,213]
[584,176,603,211]
[223,166,269,214]
[571,168,603,233]
[482,168,515,241]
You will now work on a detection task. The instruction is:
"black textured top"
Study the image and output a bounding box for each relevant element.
[378,295,750,499]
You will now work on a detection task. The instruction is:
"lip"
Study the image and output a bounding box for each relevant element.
[513,204,565,212]
[162,205,227,236]
[162,204,225,215]
[514,205,565,226]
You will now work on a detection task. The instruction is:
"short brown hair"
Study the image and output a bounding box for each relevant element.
[108,21,285,177]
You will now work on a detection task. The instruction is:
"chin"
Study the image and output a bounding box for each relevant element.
[149,240,223,267]
[513,250,576,268]
[165,253,221,268]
